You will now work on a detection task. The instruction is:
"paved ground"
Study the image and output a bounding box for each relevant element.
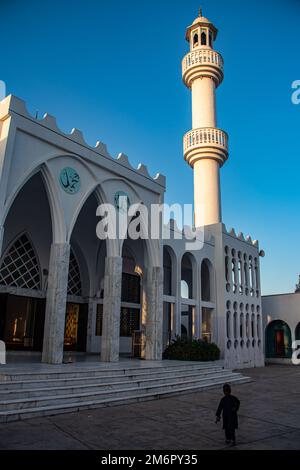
[0,364,299,450]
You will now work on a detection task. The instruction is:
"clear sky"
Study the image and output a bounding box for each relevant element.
[1,0,299,295]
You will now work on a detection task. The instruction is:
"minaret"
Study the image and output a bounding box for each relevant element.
[182,9,228,227]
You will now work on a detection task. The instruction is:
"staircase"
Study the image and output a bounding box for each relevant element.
[0,361,251,422]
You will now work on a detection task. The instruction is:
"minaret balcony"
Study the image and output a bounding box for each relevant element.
[183,127,228,166]
[182,49,224,88]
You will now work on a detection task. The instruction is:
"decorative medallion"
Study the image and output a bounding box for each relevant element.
[59,167,80,194]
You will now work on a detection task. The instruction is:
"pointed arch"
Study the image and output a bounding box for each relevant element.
[0,232,41,290]
[2,164,66,244]
[201,258,214,301]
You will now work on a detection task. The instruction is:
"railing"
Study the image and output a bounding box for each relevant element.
[182,49,224,75]
[183,127,228,155]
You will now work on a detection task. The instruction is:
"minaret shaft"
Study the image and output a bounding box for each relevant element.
[192,78,216,128]
[194,159,221,227]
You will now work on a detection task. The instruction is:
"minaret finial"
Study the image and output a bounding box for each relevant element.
[199,7,202,17]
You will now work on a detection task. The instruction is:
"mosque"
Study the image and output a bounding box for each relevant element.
[0,10,265,370]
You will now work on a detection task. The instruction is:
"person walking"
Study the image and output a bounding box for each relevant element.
[216,383,240,446]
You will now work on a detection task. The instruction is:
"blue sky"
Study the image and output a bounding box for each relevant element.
[1,0,299,295]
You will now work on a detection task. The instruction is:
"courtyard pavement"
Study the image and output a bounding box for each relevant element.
[0,364,299,450]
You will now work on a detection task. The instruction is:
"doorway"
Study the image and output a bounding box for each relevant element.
[64,302,88,352]
[0,294,45,350]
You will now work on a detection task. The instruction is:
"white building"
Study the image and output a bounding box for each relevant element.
[0,10,264,369]
[262,286,300,363]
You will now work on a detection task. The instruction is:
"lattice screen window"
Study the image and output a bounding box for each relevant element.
[0,234,41,290]
[67,250,82,296]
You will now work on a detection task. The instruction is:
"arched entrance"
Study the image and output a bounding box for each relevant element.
[266,320,292,358]
[0,172,52,352]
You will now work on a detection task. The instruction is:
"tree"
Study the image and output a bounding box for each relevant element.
[295,275,300,293]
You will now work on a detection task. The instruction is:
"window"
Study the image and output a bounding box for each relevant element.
[181,280,189,299]
[201,259,211,301]
[120,307,140,337]
[233,312,237,339]
[163,248,172,296]
[201,31,207,45]
[226,311,231,339]
[68,250,82,296]
[121,273,140,303]
[193,33,199,47]
[0,234,41,290]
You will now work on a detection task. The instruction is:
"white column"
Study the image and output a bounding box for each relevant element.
[86,300,97,353]
[144,266,163,361]
[101,256,122,362]
[42,243,70,364]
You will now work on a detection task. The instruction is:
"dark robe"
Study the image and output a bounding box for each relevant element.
[216,395,240,430]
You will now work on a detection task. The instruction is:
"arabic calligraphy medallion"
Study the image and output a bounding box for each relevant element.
[59,167,81,194]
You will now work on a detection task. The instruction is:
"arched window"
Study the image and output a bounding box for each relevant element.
[238,252,243,294]
[181,253,194,299]
[0,233,41,290]
[201,32,207,45]
[67,249,82,296]
[233,312,237,339]
[244,255,249,295]
[193,33,199,47]
[201,259,212,301]
[163,247,172,296]
[249,256,254,295]
[209,31,213,47]
[240,313,244,339]
[232,258,237,293]
[251,314,255,338]
[226,311,231,339]
[225,256,229,281]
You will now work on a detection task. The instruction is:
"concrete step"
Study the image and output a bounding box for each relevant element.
[0,371,247,411]
[0,361,221,382]
[0,366,225,391]
[0,375,251,423]
[0,368,233,399]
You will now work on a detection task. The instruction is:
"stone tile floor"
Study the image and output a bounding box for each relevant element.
[0,364,299,450]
